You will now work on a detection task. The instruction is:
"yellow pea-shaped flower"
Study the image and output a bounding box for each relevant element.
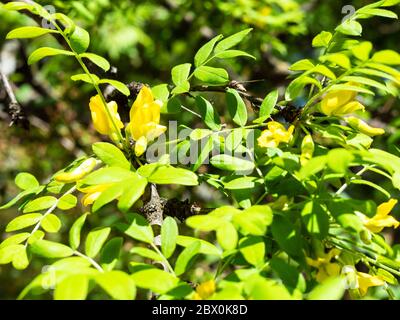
[89,95,124,137]
[320,83,364,116]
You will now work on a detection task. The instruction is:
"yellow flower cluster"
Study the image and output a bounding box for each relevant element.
[257,121,294,148]
[359,199,399,233]
[320,83,365,116]
[89,86,166,156]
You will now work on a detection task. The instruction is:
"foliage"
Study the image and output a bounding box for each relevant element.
[0,0,400,300]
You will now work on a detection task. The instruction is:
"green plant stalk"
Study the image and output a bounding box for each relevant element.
[74,250,104,273]
[150,243,177,276]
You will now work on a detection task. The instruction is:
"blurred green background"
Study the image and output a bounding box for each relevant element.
[0,0,399,299]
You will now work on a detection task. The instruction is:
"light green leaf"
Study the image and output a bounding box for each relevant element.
[194,34,223,67]
[186,215,224,231]
[0,233,30,250]
[216,222,238,250]
[358,8,398,19]
[372,50,400,65]
[341,76,388,92]
[233,205,273,236]
[98,79,130,96]
[131,267,179,294]
[214,28,252,53]
[6,213,42,232]
[80,53,110,71]
[96,271,136,300]
[226,88,248,127]
[93,183,124,212]
[117,176,148,212]
[54,274,89,300]
[320,53,351,69]
[30,240,73,258]
[195,95,221,131]
[145,165,198,186]
[161,217,178,259]
[260,89,278,118]
[171,63,191,94]
[210,154,254,172]
[176,235,221,256]
[351,42,372,61]
[69,26,90,53]
[312,31,332,48]
[69,213,88,250]
[23,196,57,213]
[307,277,345,300]
[239,236,265,267]
[28,230,45,244]
[28,47,74,65]
[213,50,255,60]
[224,177,260,190]
[336,19,362,36]
[174,241,201,275]
[71,73,99,84]
[193,135,214,172]
[15,173,39,190]
[85,227,111,258]
[57,194,77,210]
[41,214,62,233]
[193,66,229,85]
[289,59,315,71]
[12,245,29,270]
[7,26,58,39]
[122,213,154,244]
[130,247,163,261]
[301,201,329,239]
[82,167,136,185]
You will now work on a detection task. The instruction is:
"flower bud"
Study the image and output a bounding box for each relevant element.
[55,158,97,183]
[345,116,385,137]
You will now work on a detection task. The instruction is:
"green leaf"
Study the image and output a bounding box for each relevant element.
[372,50,400,65]
[297,156,327,180]
[82,167,136,185]
[69,213,88,250]
[176,235,221,256]
[28,47,74,65]
[0,233,30,250]
[349,179,391,198]
[226,88,248,127]
[41,214,62,233]
[96,271,136,300]
[0,244,22,264]
[174,241,201,275]
[214,28,252,53]
[0,186,44,210]
[193,135,214,172]
[122,213,154,244]
[336,19,362,36]
[98,79,130,96]
[307,277,345,300]
[80,53,110,71]
[301,201,329,239]
[69,26,90,54]
[186,215,224,231]
[30,240,74,258]
[195,96,221,131]
[310,65,336,79]
[12,245,29,270]
[328,84,374,95]
[260,89,278,118]
[57,194,77,210]
[289,59,315,71]
[117,176,148,212]
[6,213,42,232]
[100,237,123,271]
[7,26,58,39]
[194,34,223,67]
[193,66,229,85]
[341,76,388,92]
[320,53,351,69]
[351,42,373,61]
[54,274,89,300]
[239,236,265,267]
[93,183,124,212]
[171,63,191,94]
[213,50,255,60]
[130,247,163,261]
[271,215,302,257]
[161,217,178,259]
[233,205,273,236]
[327,148,353,173]
[15,173,39,190]
[210,154,254,172]
[224,176,259,190]
[85,227,111,258]
[312,31,332,48]
[152,84,170,102]
[131,267,179,294]
[70,73,99,84]
[23,196,57,213]
[28,230,45,245]
[3,2,35,11]
[358,8,398,19]
[216,222,238,250]
[145,165,198,186]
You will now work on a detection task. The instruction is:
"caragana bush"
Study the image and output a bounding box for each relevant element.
[1,0,400,300]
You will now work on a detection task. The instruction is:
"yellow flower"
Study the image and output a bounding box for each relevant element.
[362,199,399,233]
[127,86,167,156]
[306,249,341,283]
[89,95,124,138]
[260,6,272,17]
[257,121,294,148]
[357,272,385,296]
[320,83,365,116]
[193,280,216,300]
[78,184,113,206]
